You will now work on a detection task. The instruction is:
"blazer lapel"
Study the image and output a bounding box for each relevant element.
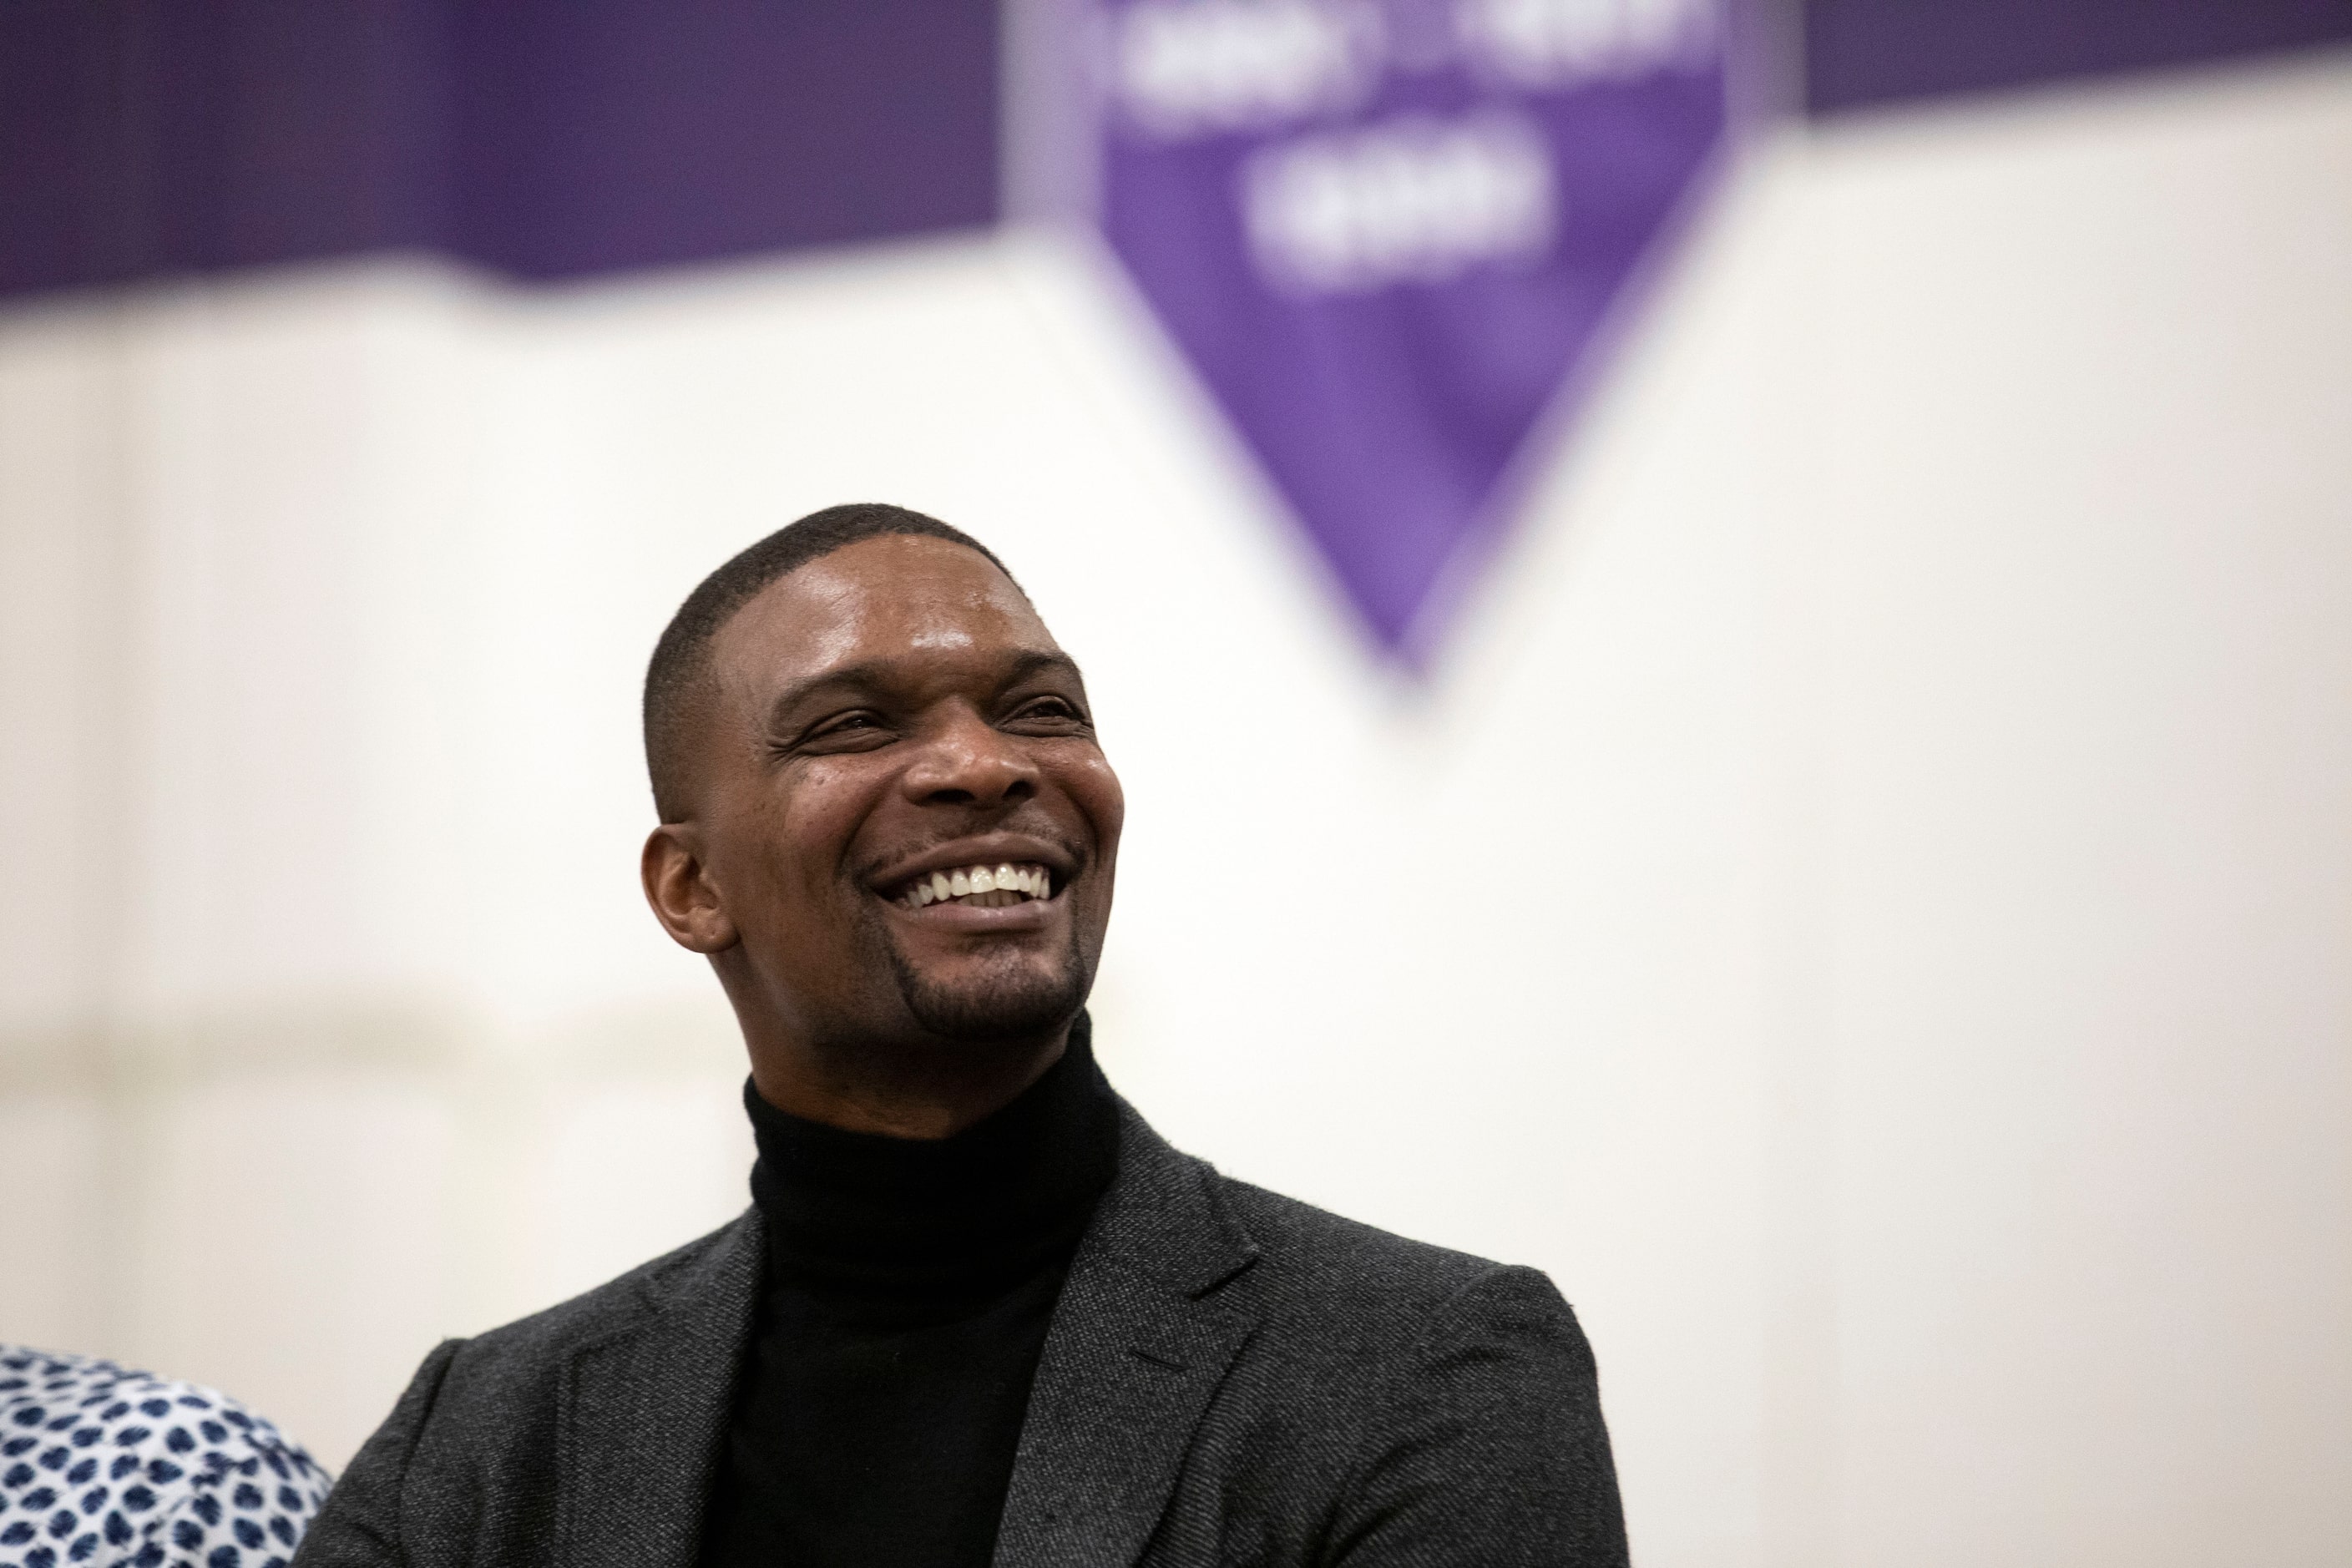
[994,1105,1262,1568]
[558,1210,763,1568]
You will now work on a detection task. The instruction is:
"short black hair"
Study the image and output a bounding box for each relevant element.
[643,502,1019,822]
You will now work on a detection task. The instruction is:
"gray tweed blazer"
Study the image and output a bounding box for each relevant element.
[294,1103,1626,1567]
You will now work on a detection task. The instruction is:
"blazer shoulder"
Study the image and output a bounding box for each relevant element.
[1198,1181,1624,1565]
[446,1209,756,1385]
[1206,1173,1550,1350]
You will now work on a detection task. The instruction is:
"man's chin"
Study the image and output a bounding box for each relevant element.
[888,948,1089,1044]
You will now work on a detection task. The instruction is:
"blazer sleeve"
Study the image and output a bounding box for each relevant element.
[292,1338,467,1568]
[1323,1265,1628,1568]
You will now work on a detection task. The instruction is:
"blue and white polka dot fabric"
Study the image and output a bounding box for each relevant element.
[0,1348,328,1568]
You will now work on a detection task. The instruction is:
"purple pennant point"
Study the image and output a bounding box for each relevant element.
[1095,0,1727,655]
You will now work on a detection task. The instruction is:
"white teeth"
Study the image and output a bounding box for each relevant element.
[900,862,1053,907]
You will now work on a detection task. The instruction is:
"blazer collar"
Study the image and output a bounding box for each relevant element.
[559,1209,764,1568]
[993,1100,1263,1568]
[550,1098,1262,1568]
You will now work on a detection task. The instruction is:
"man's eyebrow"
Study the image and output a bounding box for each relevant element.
[763,648,1086,732]
[1000,648,1087,690]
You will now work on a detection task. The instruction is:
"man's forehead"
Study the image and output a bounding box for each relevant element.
[712,535,1057,693]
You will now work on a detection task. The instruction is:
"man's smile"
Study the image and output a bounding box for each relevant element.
[866,830,1081,931]
[893,862,1055,910]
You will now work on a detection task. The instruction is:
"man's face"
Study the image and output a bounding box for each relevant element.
[674,534,1123,1055]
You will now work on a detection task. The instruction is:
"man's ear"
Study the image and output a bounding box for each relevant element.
[641,823,740,953]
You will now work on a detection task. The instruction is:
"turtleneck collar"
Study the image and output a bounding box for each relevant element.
[744,1012,1120,1303]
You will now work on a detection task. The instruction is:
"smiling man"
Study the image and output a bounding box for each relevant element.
[295,504,1627,1568]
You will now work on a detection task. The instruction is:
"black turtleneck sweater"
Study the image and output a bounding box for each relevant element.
[697,1016,1120,1568]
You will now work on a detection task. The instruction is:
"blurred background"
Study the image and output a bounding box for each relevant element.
[3,2,2349,1564]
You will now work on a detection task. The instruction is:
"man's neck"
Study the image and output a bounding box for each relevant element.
[744,1025,1070,1140]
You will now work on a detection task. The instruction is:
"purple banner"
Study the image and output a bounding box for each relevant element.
[0,0,998,299]
[11,3,2339,306]
[1808,0,2352,114]
[1095,0,1727,653]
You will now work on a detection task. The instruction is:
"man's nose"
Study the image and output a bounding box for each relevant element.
[899,709,1039,808]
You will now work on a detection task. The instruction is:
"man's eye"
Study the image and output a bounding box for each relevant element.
[808,713,886,742]
[1009,697,1084,726]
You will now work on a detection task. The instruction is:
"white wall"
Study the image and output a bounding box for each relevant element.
[1802,63,2352,1565]
[3,49,2348,1567]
